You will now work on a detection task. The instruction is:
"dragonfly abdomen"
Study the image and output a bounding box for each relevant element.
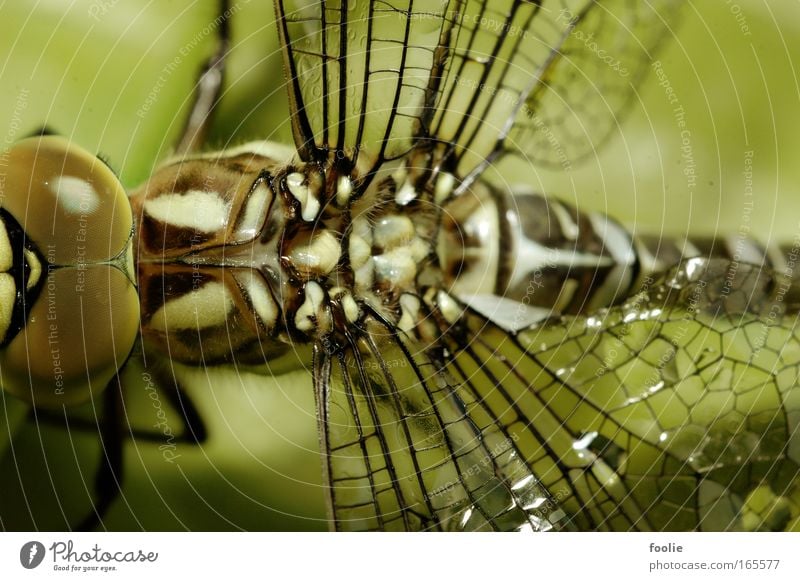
[439,184,637,316]
[440,184,791,318]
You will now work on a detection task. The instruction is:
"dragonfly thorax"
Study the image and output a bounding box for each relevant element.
[277,161,439,334]
[130,142,442,369]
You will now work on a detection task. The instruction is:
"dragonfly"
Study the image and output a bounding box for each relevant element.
[1,0,799,531]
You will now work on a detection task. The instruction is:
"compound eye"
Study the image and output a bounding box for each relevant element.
[0,136,139,407]
[1,136,133,263]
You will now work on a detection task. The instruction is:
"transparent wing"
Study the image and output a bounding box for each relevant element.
[274,1,679,193]
[274,0,458,182]
[311,310,566,531]
[515,0,680,169]
[428,0,680,189]
[441,258,800,531]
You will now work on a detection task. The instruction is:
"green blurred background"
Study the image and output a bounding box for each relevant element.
[0,0,798,530]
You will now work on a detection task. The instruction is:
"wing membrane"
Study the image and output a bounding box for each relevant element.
[313,258,800,531]
[276,1,680,191]
[514,0,679,169]
[275,0,457,180]
[440,258,800,530]
[427,0,680,189]
[312,312,565,531]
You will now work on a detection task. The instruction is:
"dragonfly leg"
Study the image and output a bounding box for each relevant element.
[146,364,209,445]
[27,379,208,446]
[20,363,209,530]
[174,0,232,155]
[75,364,209,530]
[75,373,125,532]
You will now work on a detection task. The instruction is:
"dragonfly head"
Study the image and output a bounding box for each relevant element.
[0,136,139,408]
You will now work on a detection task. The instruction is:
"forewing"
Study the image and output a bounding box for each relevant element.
[442,258,800,530]
[515,0,680,169]
[311,313,566,531]
[428,0,680,189]
[275,0,457,180]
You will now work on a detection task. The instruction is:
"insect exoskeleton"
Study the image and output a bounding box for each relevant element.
[438,182,638,315]
[277,161,437,332]
[0,136,139,407]
[129,143,295,367]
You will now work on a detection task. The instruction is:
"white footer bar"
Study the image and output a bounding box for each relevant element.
[1,532,797,580]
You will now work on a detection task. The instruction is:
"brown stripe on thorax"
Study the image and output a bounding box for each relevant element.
[129,151,282,261]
